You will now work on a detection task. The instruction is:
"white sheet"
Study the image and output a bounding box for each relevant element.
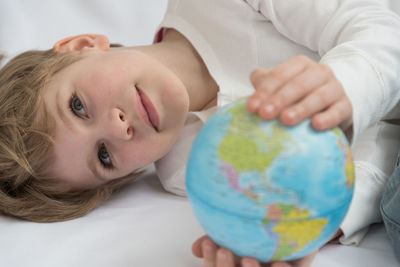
[0,168,398,267]
[0,1,398,266]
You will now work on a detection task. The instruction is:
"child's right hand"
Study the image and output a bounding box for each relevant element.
[192,235,318,267]
[247,55,353,132]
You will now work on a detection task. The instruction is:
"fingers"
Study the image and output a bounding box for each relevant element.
[250,61,333,121]
[193,236,220,267]
[279,80,342,126]
[248,55,312,113]
[194,235,321,267]
[202,240,219,267]
[194,235,256,267]
[193,236,236,267]
[241,257,263,267]
[192,235,210,258]
[311,97,352,131]
[250,56,311,97]
[216,248,236,267]
[247,55,352,130]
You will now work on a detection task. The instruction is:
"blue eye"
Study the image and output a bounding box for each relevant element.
[98,144,113,169]
[69,94,87,117]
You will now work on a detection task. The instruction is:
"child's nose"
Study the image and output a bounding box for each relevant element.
[108,108,133,140]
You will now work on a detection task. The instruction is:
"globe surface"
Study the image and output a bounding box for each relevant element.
[186,100,354,262]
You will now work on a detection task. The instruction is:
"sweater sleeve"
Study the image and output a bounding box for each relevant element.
[245,0,400,143]
[339,122,400,244]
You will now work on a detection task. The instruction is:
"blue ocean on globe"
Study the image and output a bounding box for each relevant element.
[186,100,354,262]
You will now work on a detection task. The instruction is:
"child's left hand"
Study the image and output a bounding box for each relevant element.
[247,55,353,132]
[192,235,318,267]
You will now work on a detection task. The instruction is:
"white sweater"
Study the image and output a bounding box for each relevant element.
[155,0,400,246]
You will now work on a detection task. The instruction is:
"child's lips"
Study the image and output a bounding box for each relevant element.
[136,87,160,132]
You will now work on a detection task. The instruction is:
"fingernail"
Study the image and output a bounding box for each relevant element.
[263,104,275,114]
[286,110,296,121]
[248,98,261,109]
[314,116,326,130]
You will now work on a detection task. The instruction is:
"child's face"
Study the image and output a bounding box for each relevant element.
[44,48,189,188]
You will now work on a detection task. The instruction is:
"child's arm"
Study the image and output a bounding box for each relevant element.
[246,0,400,143]
[247,55,352,133]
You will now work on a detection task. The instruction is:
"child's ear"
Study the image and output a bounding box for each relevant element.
[53,34,110,53]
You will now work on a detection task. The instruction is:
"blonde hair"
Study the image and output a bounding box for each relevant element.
[0,49,137,222]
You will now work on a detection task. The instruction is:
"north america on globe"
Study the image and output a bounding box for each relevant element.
[186,100,354,262]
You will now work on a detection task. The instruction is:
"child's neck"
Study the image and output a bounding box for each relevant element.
[136,29,219,111]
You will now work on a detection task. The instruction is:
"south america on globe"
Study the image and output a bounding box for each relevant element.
[186,99,354,262]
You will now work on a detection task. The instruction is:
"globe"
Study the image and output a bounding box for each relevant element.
[186,100,354,262]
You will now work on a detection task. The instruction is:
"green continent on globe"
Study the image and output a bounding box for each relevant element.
[263,204,328,260]
[200,102,347,261]
[216,104,329,260]
[218,104,292,174]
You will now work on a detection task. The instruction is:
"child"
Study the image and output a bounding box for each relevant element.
[1,0,400,266]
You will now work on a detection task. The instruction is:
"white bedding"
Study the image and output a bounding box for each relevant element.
[0,167,398,267]
[0,1,398,266]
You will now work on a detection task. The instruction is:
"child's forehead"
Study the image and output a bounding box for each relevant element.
[30,97,57,150]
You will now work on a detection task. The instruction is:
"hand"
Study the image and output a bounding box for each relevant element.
[192,235,318,267]
[247,55,352,132]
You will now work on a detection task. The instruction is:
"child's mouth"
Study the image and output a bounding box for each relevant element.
[136,86,160,132]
